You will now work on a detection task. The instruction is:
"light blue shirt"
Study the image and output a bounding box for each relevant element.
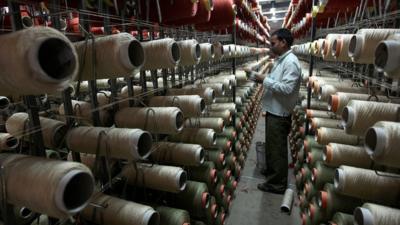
[262,50,301,117]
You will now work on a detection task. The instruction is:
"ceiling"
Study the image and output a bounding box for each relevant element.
[258,0,291,31]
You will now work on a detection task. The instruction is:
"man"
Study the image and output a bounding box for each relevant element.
[249,28,301,194]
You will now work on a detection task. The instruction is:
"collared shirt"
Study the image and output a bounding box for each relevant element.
[262,50,301,117]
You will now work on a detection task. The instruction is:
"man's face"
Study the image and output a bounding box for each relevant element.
[270,35,286,56]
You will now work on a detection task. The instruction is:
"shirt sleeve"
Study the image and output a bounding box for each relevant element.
[263,60,300,95]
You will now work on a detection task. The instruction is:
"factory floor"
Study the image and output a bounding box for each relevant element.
[226,114,301,225]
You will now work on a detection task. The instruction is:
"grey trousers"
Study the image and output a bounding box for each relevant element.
[264,112,291,192]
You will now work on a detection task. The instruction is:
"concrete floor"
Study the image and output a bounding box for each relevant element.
[226,114,301,225]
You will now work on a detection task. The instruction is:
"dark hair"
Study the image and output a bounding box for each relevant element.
[271,28,294,48]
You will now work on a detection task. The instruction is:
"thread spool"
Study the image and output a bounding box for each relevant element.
[212,74,237,87]
[306,148,324,168]
[6,112,67,149]
[208,103,236,114]
[0,96,10,111]
[354,203,400,225]
[0,27,78,95]
[212,42,224,61]
[215,97,243,105]
[193,83,225,96]
[195,0,236,31]
[204,110,232,123]
[299,194,309,214]
[217,126,236,141]
[142,38,180,70]
[319,84,367,101]
[334,165,400,205]
[155,206,190,225]
[168,0,212,26]
[115,107,184,135]
[0,133,19,151]
[206,195,218,224]
[300,165,312,183]
[374,34,400,78]
[148,95,205,118]
[45,149,61,160]
[225,152,237,170]
[13,206,38,225]
[342,100,400,136]
[199,43,215,62]
[301,99,329,110]
[123,163,187,193]
[318,183,363,219]
[322,34,342,61]
[349,29,400,64]
[332,34,353,62]
[171,181,210,218]
[308,201,328,224]
[207,149,226,170]
[329,212,354,225]
[310,118,342,131]
[74,33,144,80]
[198,78,231,92]
[304,181,317,201]
[215,137,232,152]
[311,161,335,190]
[167,87,215,105]
[324,143,372,168]
[365,121,400,168]
[184,117,225,133]
[66,126,152,161]
[151,142,204,166]
[0,154,94,219]
[59,100,111,126]
[169,128,216,148]
[316,127,361,145]
[329,92,381,115]
[187,161,218,191]
[281,188,295,213]
[177,39,201,66]
[82,193,159,225]
[304,135,324,152]
[306,109,339,119]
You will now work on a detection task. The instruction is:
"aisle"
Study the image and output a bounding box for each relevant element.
[226,114,301,225]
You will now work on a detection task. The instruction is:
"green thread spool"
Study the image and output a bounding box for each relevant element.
[306,148,324,168]
[225,176,238,195]
[311,161,335,190]
[205,195,218,224]
[304,180,318,201]
[217,168,232,183]
[187,161,218,192]
[155,206,190,225]
[318,183,363,219]
[304,135,323,153]
[308,202,328,225]
[328,212,354,225]
[217,126,237,141]
[206,149,226,170]
[173,181,210,219]
[215,137,232,153]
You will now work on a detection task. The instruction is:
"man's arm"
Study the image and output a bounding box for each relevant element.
[263,61,300,95]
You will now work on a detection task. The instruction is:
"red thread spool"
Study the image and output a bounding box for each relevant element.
[168,0,213,26]
[195,0,236,31]
[140,0,199,24]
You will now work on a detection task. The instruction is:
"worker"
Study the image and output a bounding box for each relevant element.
[246,28,301,194]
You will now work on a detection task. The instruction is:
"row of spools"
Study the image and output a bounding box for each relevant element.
[292,29,400,78]
[0,26,268,97]
[288,65,400,225]
[0,47,267,225]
